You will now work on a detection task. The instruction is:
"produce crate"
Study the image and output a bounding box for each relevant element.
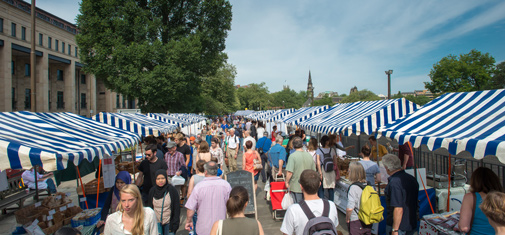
[14,204,48,225]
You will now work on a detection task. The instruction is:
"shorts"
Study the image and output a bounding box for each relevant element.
[254,172,260,181]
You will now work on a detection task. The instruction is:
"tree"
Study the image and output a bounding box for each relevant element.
[236,83,270,110]
[340,89,381,103]
[425,49,496,93]
[490,61,505,89]
[76,0,232,113]
[201,63,237,115]
[270,89,306,109]
[312,94,335,106]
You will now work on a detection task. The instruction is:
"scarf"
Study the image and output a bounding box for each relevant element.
[113,171,131,200]
[153,169,169,199]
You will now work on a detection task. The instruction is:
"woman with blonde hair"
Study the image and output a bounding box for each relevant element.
[197,141,212,163]
[307,138,323,182]
[346,161,372,235]
[104,184,158,235]
[480,191,505,234]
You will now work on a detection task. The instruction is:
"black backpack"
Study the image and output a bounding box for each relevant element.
[319,148,334,172]
[299,199,337,235]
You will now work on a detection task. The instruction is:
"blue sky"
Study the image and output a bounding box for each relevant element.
[34,0,505,96]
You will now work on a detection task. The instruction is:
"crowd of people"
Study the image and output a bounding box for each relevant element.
[48,115,505,235]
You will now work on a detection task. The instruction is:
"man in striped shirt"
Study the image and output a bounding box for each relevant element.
[165,141,186,181]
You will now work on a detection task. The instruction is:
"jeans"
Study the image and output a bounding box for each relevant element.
[386,225,415,235]
[46,178,57,194]
[318,185,334,201]
[162,223,175,235]
[193,212,198,232]
[260,153,268,182]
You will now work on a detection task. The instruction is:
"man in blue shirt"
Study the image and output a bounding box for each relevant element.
[257,131,272,183]
[267,135,286,181]
[221,120,229,131]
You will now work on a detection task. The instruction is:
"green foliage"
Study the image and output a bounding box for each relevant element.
[392,92,432,106]
[76,0,232,113]
[340,89,381,103]
[312,94,335,106]
[425,49,496,94]
[269,89,306,108]
[236,83,271,110]
[201,63,237,115]
[490,61,505,89]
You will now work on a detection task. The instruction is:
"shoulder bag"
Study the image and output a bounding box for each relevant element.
[157,192,167,235]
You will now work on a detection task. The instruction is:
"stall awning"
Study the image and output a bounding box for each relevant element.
[147,113,190,127]
[260,108,296,122]
[379,89,505,163]
[300,98,419,136]
[92,112,177,137]
[249,110,278,121]
[0,112,140,171]
[281,105,330,125]
[234,110,256,116]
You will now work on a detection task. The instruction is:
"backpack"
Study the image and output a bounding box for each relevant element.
[319,148,334,172]
[348,182,384,225]
[299,199,337,235]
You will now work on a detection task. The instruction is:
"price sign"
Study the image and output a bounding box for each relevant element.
[68,203,74,208]
[60,206,67,211]
[48,209,56,215]
[47,215,53,221]
[80,197,87,202]
[32,219,39,226]
[34,202,41,207]
[55,195,62,200]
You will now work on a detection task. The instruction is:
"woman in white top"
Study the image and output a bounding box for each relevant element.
[307,138,323,181]
[210,137,225,170]
[316,135,337,201]
[256,122,265,141]
[104,184,158,235]
[346,162,372,235]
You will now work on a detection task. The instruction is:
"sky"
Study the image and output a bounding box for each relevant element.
[33,0,505,96]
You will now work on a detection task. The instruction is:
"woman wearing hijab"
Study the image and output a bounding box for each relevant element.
[148,169,180,235]
[97,171,132,227]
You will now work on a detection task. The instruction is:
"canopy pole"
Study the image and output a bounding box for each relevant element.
[447,154,452,212]
[408,141,434,213]
[34,165,39,202]
[132,146,136,181]
[96,159,102,208]
[76,165,89,209]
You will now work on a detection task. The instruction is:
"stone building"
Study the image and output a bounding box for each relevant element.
[0,0,134,117]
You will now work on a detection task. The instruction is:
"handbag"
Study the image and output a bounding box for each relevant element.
[171,175,186,186]
[281,191,294,209]
[157,192,167,235]
[332,147,341,181]
[253,158,263,170]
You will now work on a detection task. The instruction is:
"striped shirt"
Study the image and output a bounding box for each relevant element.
[164,151,185,176]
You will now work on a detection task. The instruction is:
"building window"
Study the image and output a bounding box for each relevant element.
[81,74,86,84]
[68,44,71,55]
[122,96,126,108]
[116,94,120,108]
[0,18,3,33]
[62,42,65,53]
[11,23,16,37]
[21,26,26,40]
[55,40,59,51]
[48,37,52,49]
[48,91,51,110]
[24,89,31,109]
[39,33,43,46]
[57,91,64,109]
[12,88,16,110]
[57,70,63,81]
[129,98,135,109]
[81,93,86,109]
[11,61,15,75]
[24,63,30,76]
[75,47,78,57]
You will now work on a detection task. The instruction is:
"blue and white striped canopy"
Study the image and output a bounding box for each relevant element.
[92,112,177,137]
[248,110,277,121]
[0,112,140,171]
[147,113,190,127]
[300,98,419,136]
[260,109,296,122]
[281,105,330,125]
[234,110,256,116]
[379,89,505,163]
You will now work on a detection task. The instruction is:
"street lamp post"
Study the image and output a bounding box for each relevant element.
[385,70,393,99]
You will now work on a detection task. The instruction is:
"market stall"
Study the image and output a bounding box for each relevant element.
[281,105,330,126]
[92,112,177,137]
[257,108,295,136]
[378,89,505,233]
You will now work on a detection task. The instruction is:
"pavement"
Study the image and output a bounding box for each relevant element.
[0,150,349,235]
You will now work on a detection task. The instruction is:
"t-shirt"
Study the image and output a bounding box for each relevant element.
[285,150,316,193]
[177,144,191,162]
[138,158,168,194]
[359,160,380,187]
[256,137,272,153]
[385,170,419,231]
[256,127,265,140]
[398,143,414,168]
[243,136,256,150]
[347,183,365,221]
[280,199,339,235]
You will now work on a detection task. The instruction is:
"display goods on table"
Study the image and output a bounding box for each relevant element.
[420,212,463,235]
[71,208,102,227]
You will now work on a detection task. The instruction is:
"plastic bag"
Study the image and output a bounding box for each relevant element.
[281,192,294,209]
[171,175,186,186]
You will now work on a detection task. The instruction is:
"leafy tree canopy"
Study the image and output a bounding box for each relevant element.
[312,94,335,106]
[76,0,232,113]
[269,89,306,109]
[392,92,432,106]
[340,89,380,103]
[490,61,505,89]
[201,63,237,115]
[425,49,496,94]
[236,83,270,111]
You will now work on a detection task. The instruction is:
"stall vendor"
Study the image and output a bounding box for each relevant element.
[21,167,57,194]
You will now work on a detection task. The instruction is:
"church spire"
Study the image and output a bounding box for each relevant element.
[307,70,314,106]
